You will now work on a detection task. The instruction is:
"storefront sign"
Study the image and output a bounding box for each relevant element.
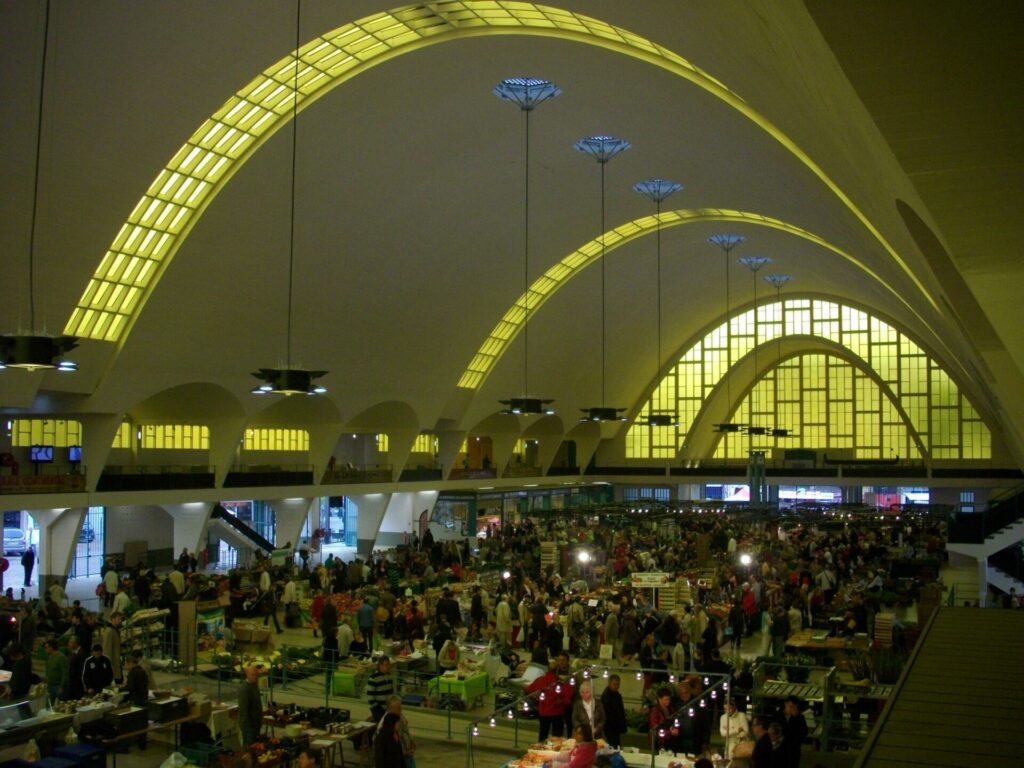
[631,572,671,588]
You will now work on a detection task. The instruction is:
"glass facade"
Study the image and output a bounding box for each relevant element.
[626,298,991,460]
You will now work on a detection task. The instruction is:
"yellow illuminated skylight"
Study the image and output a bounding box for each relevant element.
[458,209,927,389]
[65,2,932,351]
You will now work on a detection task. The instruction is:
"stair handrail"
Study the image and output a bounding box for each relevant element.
[211,504,275,551]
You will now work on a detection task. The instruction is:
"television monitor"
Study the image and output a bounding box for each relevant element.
[68,445,82,463]
[29,445,53,463]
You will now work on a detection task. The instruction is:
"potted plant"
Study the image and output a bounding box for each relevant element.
[779,653,816,683]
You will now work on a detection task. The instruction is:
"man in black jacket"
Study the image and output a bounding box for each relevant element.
[82,643,114,695]
[67,638,87,701]
[599,674,626,749]
[782,696,808,767]
[435,589,461,631]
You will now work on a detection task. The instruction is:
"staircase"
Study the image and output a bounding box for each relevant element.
[987,564,1024,597]
[947,486,1024,558]
[210,504,275,552]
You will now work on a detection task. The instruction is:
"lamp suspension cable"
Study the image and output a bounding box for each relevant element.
[249,0,326,395]
[0,0,78,373]
[707,234,745,431]
[738,255,771,434]
[493,78,560,416]
[575,135,630,422]
[764,273,793,435]
[26,0,53,333]
[634,179,682,427]
[285,0,301,371]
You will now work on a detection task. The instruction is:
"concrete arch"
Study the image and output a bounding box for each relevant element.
[458,209,937,392]
[683,339,929,461]
[64,2,932,355]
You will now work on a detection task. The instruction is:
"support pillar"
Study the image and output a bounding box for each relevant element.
[162,502,215,561]
[350,493,392,558]
[977,554,989,607]
[266,497,315,551]
[26,507,82,593]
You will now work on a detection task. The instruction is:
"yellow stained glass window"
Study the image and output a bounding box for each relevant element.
[10,419,82,447]
[244,429,309,451]
[140,424,209,450]
[111,421,132,449]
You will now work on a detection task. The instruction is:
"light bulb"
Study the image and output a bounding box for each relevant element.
[636,672,642,681]
[688,708,695,717]
[489,717,496,728]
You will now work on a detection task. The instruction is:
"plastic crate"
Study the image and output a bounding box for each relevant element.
[181,741,223,767]
[54,743,106,768]
[31,760,75,768]
[401,694,425,707]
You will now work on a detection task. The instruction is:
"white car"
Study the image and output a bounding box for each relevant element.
[3,528,28,556]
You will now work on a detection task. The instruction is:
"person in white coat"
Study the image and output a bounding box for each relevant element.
[719,699,750,757]
[495,595,513,649]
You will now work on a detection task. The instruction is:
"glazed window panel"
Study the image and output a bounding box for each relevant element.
[631,298,991,460]
[786,307,811,335]
[10,419,83,447]
[813,300,839,320]
[843,331,868,360]
[814,319,839,342]
[930,367,958,408]
[111,421,132,449]
[140,424,209,450]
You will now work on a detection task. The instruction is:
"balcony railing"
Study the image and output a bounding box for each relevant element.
[321,466,393,484]
[96,464,215,491]
[224,464,314,487]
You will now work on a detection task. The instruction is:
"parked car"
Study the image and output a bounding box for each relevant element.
[3,528,27,556]
[79,522,96,544]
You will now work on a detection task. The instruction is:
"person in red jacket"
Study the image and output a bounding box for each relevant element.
[526,662,567,741]
[552,723,598,768]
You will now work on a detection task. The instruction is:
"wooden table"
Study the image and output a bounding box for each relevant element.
[102,713,200,767]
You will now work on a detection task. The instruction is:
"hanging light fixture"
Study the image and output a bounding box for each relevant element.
[1,0,78,373]
[251,0,326,396]
[738,255,772,436]
[575,136,631,423]
[763,273,794,437]
[634,179,683,427]
[707,234,746,432]
[494,77,561,417]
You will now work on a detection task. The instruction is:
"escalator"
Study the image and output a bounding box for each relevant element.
[210,504,274,552]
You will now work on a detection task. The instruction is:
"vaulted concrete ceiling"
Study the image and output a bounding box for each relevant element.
[1,0,1020,465]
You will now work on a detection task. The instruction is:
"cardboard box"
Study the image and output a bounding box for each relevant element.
[252,627,272,643]
[189,699,213,720]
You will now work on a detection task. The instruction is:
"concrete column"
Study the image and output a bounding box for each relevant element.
[266,497,315,550]
[351,493,392,557]
[377,491,438,548]
[977,554,989,607]
[436,431,466,480]
[27,506,82,593]
[162,502,215,560]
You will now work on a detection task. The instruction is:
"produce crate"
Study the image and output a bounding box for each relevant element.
[182,741,223,767]
[53,743,106,768]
